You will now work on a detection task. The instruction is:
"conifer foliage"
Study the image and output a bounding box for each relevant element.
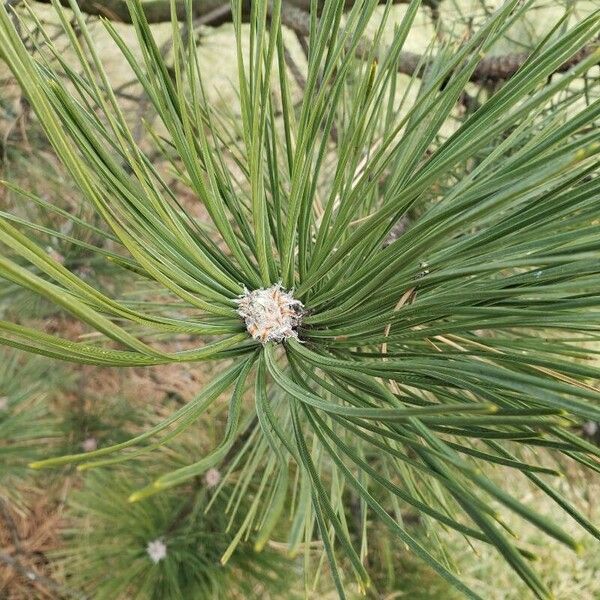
[0,0,599,597]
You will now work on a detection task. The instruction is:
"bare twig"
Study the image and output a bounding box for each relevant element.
[282,42,306,91]
[25,0,422,25]
[474,44,599,83]
[29,0,224,24]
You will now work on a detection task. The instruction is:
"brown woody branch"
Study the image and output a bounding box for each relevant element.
[471,45,597,82]
[29,0,224,23]
[372,44,597,83]
[27,0,427,25]
[15,0,598,84]
[280,4,599,84]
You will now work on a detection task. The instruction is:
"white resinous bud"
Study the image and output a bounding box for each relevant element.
[146,539,167,563]
[237,284,304,344]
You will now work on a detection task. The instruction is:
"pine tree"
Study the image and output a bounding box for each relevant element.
[0,1,599,598]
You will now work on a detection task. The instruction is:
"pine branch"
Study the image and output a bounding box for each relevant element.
[1,1,600,597]
[281,4,599,83]
[472,43,599,82]
[16,0,594,82]
[24,0,225,23]
[23,0,427,25]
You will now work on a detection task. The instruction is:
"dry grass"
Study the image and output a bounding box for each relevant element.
[0,484,67,599]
